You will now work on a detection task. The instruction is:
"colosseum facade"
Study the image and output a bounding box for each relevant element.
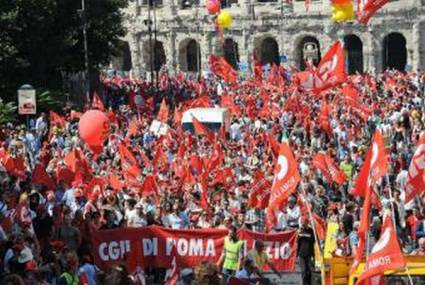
[115,0,425,76]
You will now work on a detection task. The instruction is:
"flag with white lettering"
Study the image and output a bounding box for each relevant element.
[405,133,425,203]
[92,226,297,273]
[356,213,406,285]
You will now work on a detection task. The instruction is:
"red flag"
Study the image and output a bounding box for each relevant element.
[253,52,263,82]
[312,153,347,185]
[173,107,182,127]
[118,143,141,180]
[220,95,241,116]
[299,41,346,92]
[200,171,209,212]
[298,194,326,241]
[319,102,332,135]
[351,130,388,202]
[356,213,406,285]
[206,143,223,172]
[351,182,372,275]
[351,131,389,274]
[109,174,124,191]
[209,55,238,84]
[268,133,280,156]
[32,164,56,190]
[49,111,66,128]
[64,149,92,180]
[141,175,158,194]
[357,0,390,25]
[92,92,105,111]
[126,118,139,140]
[157,98,169,123]
[248,171,271,209]
[164,250,179,285]
[84,176,105,198]
[107,109,118,126]
[192,116,214,143]
[182,96,212,112]
[405,133,425,203]
[267,142,300,228]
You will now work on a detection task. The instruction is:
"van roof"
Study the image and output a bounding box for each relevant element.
[182,108,228,124]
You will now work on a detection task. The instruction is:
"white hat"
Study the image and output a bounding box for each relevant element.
[180,268,193,278]
[18,247,33,263]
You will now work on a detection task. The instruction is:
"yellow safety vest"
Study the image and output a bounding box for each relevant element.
[60,272,79,285]
[223,237,244,271]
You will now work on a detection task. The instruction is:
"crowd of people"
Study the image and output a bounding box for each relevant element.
[0,66,424,285]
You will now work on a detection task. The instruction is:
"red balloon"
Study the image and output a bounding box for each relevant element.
[79,110,110,151]
[206,0,220,14]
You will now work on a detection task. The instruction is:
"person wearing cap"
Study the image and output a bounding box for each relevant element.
[178,268,194,285]
[247,240,282,281]
[297,216,315,285]
[217,225,244,284]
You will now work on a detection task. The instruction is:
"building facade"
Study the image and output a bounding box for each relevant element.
[116,0,425,76]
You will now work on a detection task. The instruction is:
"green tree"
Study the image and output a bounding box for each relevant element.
[0,0,128,104]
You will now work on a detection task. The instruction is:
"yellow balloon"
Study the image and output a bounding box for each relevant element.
[333,11,346,22]
[217,10,232,28]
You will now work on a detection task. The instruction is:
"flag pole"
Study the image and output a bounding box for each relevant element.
[387,186,413,285]
[300,191,325,285]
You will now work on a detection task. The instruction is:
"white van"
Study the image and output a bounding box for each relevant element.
[182,108,230,133]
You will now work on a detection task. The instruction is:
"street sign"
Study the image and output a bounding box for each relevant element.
[18,85,36,115]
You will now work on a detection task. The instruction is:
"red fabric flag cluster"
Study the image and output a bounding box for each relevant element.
[209,55,238,84]
[405,133,425,203]
[356,213,406,284]
[357,0,390,25]
[312,153,347,185]
[298,41,346,93]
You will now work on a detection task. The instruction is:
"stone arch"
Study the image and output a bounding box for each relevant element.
[256,37,279,65]
[344,34,363,74]
[295,35,321,71]
[111,40,132,71]
[383,32,407,71]
[223,38,240,70]
[142,40,166,72]
[179,39,201,72]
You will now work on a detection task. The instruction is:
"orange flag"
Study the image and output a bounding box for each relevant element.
[405,133,425,203]
[157,98,169,123]
[356,212,406,284]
